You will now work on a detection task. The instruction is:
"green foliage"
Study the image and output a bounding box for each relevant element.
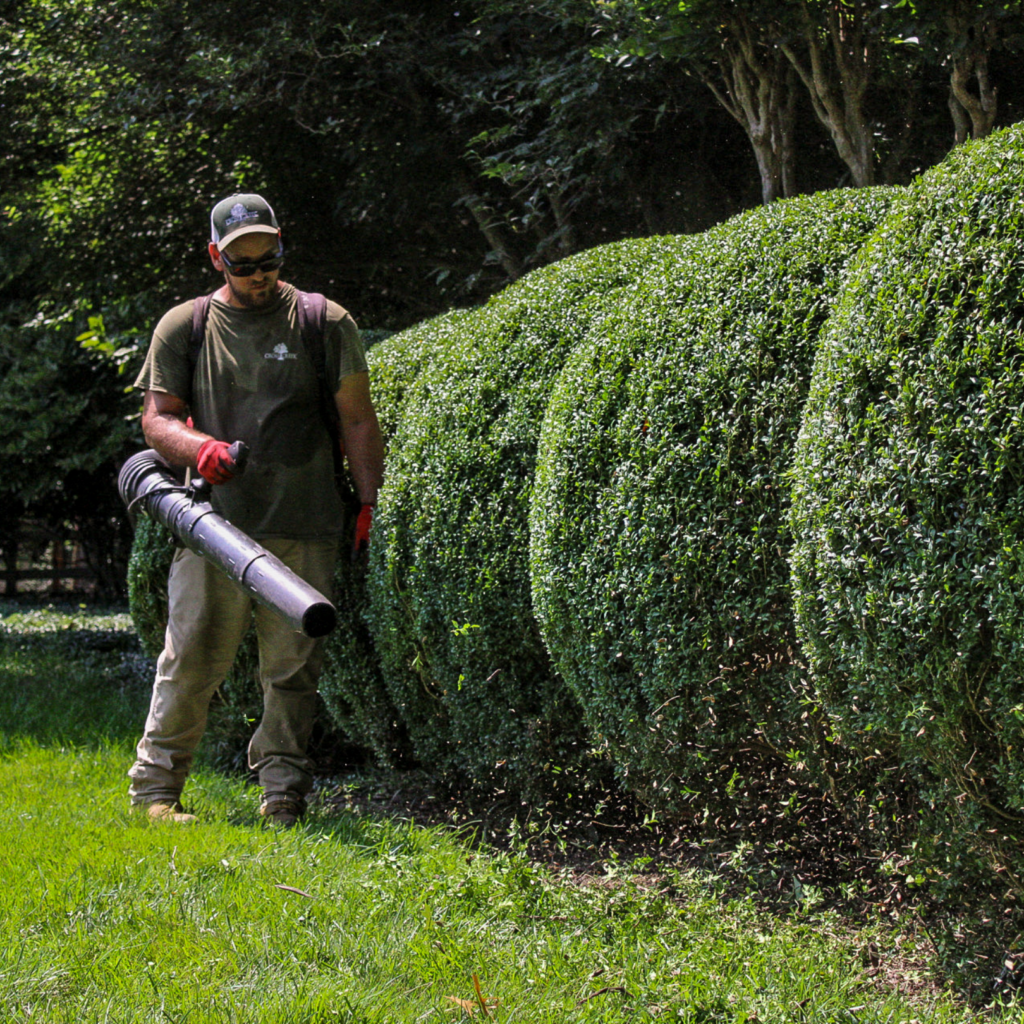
[367,237,683,791]
[1,0,229,308]
[1,0,755,333]
[314,312,480,766]
[126,515,177,659]
[789,124,1024,868]
[318,505,410,767]
[593,0,774,66]
[447,2,674,268]
[0,297,146,596]
[0,303,138,503]
[530,188,896,812]
[0,604,150,748]
[367,309,481,448]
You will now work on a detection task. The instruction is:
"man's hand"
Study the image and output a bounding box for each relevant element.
[353,503,373,561]
[196,439,240,485]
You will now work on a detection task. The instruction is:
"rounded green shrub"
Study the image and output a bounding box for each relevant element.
[316,309,480,765]
[367,309,479,448]
[789,126,1024,848]
[318,509,410,766]
[530,188,895,812]
[367,237,685,792]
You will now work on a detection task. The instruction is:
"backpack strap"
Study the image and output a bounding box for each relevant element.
[187,292,215,407]
[297,291,336,439]
[297,291,358,508]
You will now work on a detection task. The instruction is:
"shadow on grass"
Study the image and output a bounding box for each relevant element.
[0,609,152,750]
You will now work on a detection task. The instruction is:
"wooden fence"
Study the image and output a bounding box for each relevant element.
[1,539,97,596]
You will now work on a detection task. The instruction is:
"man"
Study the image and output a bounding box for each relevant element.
[128,193,384,826]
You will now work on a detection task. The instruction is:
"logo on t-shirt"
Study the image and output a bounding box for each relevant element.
[265,343,298,362]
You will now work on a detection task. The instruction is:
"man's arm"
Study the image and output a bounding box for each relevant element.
[335,371,384,506]
[143,390,243,485]
[141,390,211,468]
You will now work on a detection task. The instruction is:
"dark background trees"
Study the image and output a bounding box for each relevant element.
[2,0,1023,596]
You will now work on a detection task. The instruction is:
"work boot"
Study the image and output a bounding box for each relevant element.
[259,796,305,829]
[133,800,197,824]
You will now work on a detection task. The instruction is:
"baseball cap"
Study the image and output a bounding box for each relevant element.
[210,193,280,251]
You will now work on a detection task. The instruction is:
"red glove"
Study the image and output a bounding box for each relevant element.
[196,439,239,485]
[353,503,373,560]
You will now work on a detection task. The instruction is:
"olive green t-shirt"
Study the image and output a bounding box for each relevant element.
[135,282,368,539]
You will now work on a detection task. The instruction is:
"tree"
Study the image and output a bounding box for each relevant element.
[775,0,896,188]
[696,9,799,202]
[446,2,719,265]
[902,0,1023,144]
[0,299,144,596]
[595,0,800,204]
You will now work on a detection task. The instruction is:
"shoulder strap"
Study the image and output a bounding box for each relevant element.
[297,290,358,508]
[297,291,337,438]
[187,292,215,406]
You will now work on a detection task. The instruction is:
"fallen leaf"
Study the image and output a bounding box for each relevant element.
[446,976,499,1018]
[274,884,314,899]
[447,995,499,1018]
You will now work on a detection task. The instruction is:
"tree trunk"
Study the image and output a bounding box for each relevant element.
[700,12,794,205]
[51,540,66,595]
[950,50,998,140]
[780,0,877,188]
[780,66,799,198]
[456,172,523,281]
[949,87,972,146]
[944,7,999,143]
[749,130,783,206]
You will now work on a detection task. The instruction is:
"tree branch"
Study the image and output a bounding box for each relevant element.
[455,172,522,281]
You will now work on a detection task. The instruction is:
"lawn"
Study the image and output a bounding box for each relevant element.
[0,602,1008,1023]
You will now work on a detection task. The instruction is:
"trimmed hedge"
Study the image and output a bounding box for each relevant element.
[530,188,895,811]
[317,508,409,766]
[316,309,481,765]
[365,309,480,448]
[789,126,1024,854]
[367,237,685,791]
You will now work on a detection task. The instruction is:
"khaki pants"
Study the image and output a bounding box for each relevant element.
[128,537,338,806]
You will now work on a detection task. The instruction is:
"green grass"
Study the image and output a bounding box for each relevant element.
[0,603,1006,1022]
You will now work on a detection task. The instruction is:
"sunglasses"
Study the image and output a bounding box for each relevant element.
[221,246,285,277]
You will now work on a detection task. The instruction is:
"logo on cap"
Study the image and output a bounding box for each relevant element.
[225,203,260,228]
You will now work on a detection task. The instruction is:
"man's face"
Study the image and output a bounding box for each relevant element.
[208,233,282,309]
